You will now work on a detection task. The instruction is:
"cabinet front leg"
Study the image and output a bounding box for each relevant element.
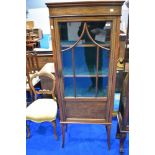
[106,125,111,150]
[61,123,65,148]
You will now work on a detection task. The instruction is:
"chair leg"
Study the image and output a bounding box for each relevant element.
[51,120,58,140]
[26,125,30,138]
[106,125,111,150]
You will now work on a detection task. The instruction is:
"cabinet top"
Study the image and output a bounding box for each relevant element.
[46,0,125,7]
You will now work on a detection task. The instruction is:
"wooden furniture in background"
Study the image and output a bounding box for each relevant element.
[116,72,129,153]
[47,0,125,149]
[26,51,54,70]
[37,54,54,69]
[26,28,43,40]
[116,4,129,151]
[33,48,54,69]
[26,28,43,51]
[26,21,34,29]
[26,71,58,139]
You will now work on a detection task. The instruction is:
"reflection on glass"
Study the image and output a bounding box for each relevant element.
[98,48,110,76]
[79,21,108,43]
[74,47,97,75]
[62,49,73,75]
[64,77,74,97]
[97,77,108,97]
[59,21,111,49]
[76,77,96,97]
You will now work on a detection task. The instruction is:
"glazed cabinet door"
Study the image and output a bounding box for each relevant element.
[53,17,117,123]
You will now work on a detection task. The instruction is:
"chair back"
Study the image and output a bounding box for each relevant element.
[26,52,39,75]
[29,71,56,100]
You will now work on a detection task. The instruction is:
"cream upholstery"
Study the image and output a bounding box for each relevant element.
[26,74,40,90]
[26,99,57,122]
[39,63,55,74]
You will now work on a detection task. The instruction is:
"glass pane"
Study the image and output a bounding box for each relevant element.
[77,21,111,45]
[59,22,82,50]
[64,77,74,97]
[62,49,73,75]
[59,21,112,98]
[74,46,97,75]
[97,77,108,97]
[76,77,96,97]
[59,21,111,49]
[98,48,110,76]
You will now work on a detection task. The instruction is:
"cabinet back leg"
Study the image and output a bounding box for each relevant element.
[106,125,111,150]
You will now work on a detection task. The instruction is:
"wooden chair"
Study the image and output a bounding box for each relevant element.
[26,52,40,104]
[26,71,58,139]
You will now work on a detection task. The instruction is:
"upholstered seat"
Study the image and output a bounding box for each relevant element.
[26,99,57,122]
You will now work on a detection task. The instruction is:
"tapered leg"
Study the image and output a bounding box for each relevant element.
[106,125,111,150]
[26,125,30,138]
[61,123,65,148]
[51,120,58,140]
[120,133,127,153]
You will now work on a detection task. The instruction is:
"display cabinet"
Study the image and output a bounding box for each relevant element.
[46,0,124,149]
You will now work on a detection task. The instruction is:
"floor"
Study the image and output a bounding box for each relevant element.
[26,117,129,155]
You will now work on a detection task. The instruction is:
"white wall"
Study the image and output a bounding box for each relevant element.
[26,2,128,35]
[27,8,50,34]
[120,3,129,33]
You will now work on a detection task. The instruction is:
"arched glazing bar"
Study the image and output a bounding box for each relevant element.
[61,22,110,52]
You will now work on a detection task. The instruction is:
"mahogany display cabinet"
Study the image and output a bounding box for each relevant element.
[46,0,125,149]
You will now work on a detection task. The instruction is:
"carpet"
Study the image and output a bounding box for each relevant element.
[26,117,129,155]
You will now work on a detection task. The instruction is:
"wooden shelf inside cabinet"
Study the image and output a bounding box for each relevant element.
[46,0,125,149]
